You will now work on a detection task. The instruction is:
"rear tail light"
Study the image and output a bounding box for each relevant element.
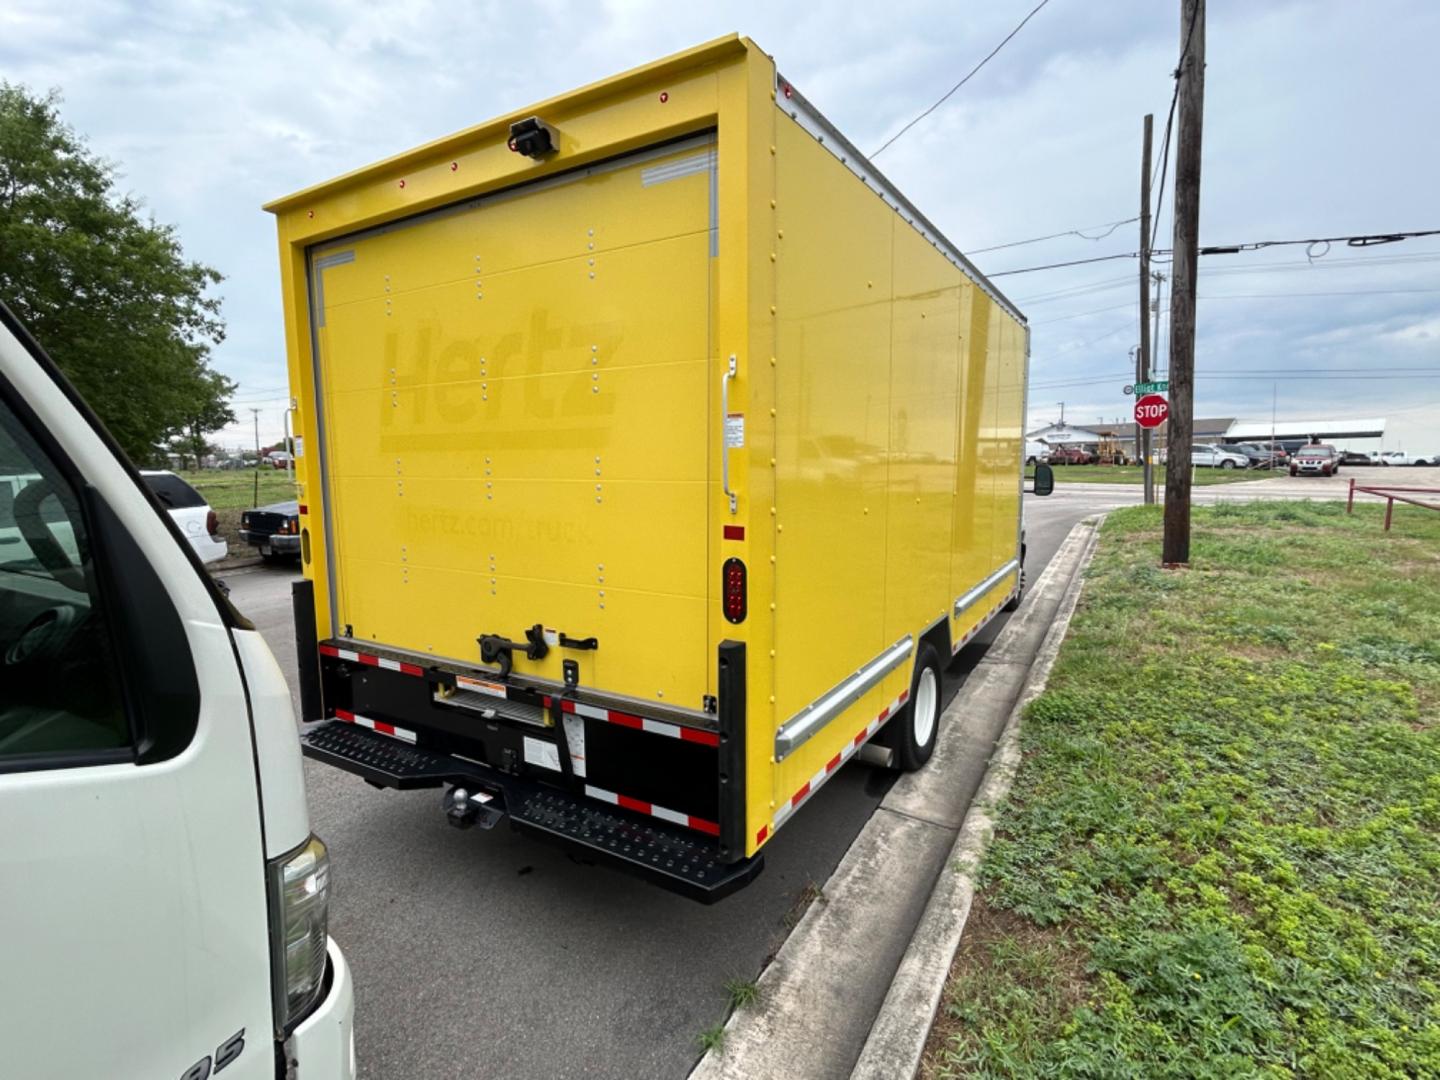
[206,509,219,536]
[722,557,747,624]
[267,834,331,1034]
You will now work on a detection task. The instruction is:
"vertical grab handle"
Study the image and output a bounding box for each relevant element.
[721,355,738,514]
[283,402,297,482]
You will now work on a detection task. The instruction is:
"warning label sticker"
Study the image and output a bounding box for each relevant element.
[456,675,507,699]
[563,715,587,778]
[725,412,745,449]
[523,736,561,772]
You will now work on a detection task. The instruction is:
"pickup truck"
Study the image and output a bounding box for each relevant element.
[240,498,301,562]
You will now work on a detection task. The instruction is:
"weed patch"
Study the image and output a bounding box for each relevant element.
[925,502,1440,1078]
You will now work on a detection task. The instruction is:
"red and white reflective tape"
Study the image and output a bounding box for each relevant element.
[584,784,720,837]
[320,643,425,678]
[544,696,721,748]
[757,687,911,846]
[334,708,417,745]
[951,589,1016,655]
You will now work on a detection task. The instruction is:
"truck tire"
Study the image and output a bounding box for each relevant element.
[895,643,942,772]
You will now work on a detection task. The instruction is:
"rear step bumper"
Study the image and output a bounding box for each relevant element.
[302,720,762,903]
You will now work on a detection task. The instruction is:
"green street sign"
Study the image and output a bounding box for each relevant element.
[1134,380,1169,395]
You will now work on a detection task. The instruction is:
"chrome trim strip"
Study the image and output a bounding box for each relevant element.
[309,249,354,329]
[305,251,349,631]
[773,73,1024,326]
[775,635,914,761]
[640,149,715,187]
[708,148,719,257]
[954,559,1021,618]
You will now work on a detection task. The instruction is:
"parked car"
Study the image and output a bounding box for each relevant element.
[1024,440,1050,466]
[1192,444,1250,470]
[1414,452,1440,467]
[266,450,294,470]
[1338,450,1375,466]
[1228,442,1286,468]
[1378,451,1413,467]
[1049,445,1094,465]
[139,470,227,563]
[241,499,301,562]
[1290,444,1340,477]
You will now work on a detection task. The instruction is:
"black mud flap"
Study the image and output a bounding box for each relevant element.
[301,720,763,902]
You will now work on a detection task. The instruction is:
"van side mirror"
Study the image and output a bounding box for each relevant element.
[1032,463,1054,496]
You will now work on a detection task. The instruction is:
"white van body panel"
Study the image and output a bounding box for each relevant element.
[0,621,275,1079]
[290,938,358,1078]
[0,322,279,1078]
[235,626,312,856]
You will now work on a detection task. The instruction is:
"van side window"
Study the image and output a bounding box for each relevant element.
[0,401,129,762]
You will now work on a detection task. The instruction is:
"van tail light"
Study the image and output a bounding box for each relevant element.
[268,834,331,1034]
[206,509,219,536]
[722,557,747,624]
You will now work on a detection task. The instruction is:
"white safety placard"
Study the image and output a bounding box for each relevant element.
[563,715,587,778]
[523,736,561,772]
[725,412,745,448]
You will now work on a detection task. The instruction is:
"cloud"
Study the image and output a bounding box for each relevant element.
[3,0,1437,452]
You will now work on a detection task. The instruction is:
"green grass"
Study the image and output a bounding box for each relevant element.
[926,501,1440,1079]
[696,1023,727,1055]
[178,468,296,510]
[1028,464,1272,486]
[725,977,761,1011]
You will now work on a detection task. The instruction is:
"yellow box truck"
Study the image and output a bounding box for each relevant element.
[267,35,1034,901]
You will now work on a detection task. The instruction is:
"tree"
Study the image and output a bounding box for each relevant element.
[0,83,231,464]
[169,369,236,470]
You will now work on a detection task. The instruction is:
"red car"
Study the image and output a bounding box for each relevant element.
[1049,445,1094,465]
[1290,444,1339,477]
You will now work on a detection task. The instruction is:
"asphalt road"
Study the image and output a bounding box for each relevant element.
[221,490,1117,1079]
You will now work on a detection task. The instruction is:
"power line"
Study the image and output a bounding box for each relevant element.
[1198,228,1440,256]
[872,0,1054,158]
[1019,250,1440,304]
[992,252,1143,278]
[968,216,1138,255]
[989,228,1440,277]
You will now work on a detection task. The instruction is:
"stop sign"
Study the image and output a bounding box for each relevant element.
[1134,393,1169,429]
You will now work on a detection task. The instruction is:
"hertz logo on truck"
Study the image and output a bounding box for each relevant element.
[267,34,1036,902]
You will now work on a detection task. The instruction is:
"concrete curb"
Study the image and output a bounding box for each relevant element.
[850,515,1103,1080]
[689,518,1105,1080]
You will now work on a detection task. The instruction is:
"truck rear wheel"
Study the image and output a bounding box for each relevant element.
[895,643,941,772]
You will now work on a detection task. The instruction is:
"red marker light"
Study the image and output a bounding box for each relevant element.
[451,161,458,171]
[782,83,793,99]
[398,179,406,189]
[659,91,669,103]
[722,558,747,624]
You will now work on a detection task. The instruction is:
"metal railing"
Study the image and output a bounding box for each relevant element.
[1347,477,1440,531]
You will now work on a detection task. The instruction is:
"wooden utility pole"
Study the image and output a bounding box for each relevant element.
[1138,112,1154,504]
[1162,0,1205,565]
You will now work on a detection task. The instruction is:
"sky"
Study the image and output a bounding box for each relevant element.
[3,0,1437,453]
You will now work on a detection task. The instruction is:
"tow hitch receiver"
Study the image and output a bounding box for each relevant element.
[444,786,506,830]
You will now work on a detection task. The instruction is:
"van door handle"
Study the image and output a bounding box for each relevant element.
[721,355,738,514]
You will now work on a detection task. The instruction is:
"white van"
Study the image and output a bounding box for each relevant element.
[0,303,354,1079]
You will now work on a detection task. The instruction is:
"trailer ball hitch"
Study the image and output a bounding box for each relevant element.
[444,786,503,830]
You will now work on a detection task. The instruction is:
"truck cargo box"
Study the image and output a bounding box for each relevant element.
[268,34,1029,900]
